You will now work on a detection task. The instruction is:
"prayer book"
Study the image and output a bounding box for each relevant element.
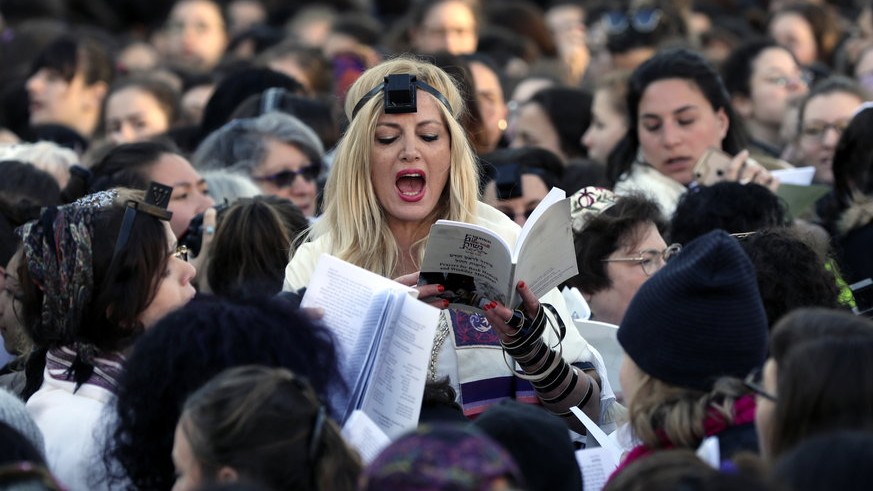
[301,254,440,439]
[418,187,578,312]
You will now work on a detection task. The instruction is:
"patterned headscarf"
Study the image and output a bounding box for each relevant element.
[18,190,118,347]
[569,186,618,234]
[363,424,524,491]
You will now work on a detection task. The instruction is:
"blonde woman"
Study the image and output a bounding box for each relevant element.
[283,56,615,432]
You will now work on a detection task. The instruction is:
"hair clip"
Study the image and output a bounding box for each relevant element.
[110,182,173,265]
[351,73,452,119]
[261,87,287,115]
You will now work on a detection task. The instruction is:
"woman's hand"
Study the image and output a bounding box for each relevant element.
[190,208,217,293]
[724,150,780,192]
[482,280,539,343]
[394,271,449,309]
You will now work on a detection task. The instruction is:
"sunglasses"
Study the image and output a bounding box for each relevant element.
[252,164,320,188]
[601,8,663,35]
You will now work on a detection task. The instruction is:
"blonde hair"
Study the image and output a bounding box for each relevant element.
[312,55,480,277]
[628,374,746,449]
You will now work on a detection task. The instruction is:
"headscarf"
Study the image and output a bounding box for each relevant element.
[18,190,118,349]
[363,424,524,491]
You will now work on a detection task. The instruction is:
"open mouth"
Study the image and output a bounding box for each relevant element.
[396,171,426,201]
[665,156,691,167]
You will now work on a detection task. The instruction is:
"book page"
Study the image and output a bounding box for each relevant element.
[347,290,402,420]
[576,447,618,491]
[301,254,415,420]
[360,297,440,439]
[341,410,391,464]
[696,436,721,469]
[419,220,514,310]
[512,189,578,305]
[570,407,624,463]
[574,320,622,398]
[516,186,567,250]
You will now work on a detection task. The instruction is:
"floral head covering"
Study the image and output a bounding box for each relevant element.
[363,424,524,491]
[569,186,618,234]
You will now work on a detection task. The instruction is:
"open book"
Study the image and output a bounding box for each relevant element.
[418,187,578,312]
[300,254,440,440]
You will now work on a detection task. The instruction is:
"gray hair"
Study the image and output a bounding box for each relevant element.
[202,170,262,205]
[192,112,324,176]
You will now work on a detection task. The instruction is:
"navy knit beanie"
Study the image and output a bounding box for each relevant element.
[617,230,768,391]
[474,400,582,491]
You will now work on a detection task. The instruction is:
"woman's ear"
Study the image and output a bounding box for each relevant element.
[731,95,753,120]
[217,465,239,483]
[716,107,730,141]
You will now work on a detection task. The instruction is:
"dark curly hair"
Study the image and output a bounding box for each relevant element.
[739,228,841,328]
[669,182,788,245]
[567,194,667,294]
[103,295,343,491]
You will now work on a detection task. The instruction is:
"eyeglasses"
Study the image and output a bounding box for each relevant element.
[174,245,189,262]
[601,8,663,35]
[761,72,811,89]
[602,243,682,276]
[252,164,320,187]
[744,367,777,402]
[800,120,850,140]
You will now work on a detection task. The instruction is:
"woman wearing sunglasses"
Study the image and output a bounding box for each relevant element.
[607,48,778,217]
[193,112,325,218]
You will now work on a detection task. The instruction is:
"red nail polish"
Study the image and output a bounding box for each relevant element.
[518,281,526,289]
[437,285,445,293]
[442,299,449,308]
[490,301,498,309]
[483,304,491,311]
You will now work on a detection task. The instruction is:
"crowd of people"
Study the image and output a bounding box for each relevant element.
[0,0,872,489]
